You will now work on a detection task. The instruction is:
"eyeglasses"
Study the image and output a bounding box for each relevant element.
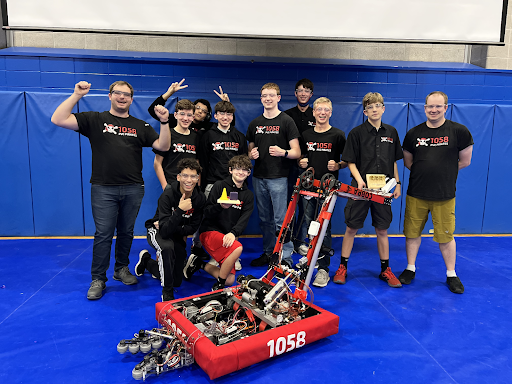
[111,90,132,98]
[261,94,279,98]
[365,103,383,111]
[177,112,194,118]
[296,88,312,95]
[217,112,234,117]
[315,107,332,113]
[195,105,209,114]
[179,173,199,180]
[425,104,446,110]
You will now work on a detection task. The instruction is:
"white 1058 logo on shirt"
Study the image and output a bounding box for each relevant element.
[103,123,137,137]
[255,125,280,134]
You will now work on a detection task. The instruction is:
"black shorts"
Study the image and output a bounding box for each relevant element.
[344,198,393,230]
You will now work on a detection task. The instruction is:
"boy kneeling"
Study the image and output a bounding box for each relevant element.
[184,155,254,291]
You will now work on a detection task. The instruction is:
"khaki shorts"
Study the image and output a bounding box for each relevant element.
[403,195,455,243]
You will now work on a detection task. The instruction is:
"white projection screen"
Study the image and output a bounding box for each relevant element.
[4,0,508,44]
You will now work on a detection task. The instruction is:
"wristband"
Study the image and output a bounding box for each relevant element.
[396,181,401,185]
[284,150,288,158]
[160,120,169,124]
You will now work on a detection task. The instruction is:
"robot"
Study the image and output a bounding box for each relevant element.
[117,169,395,380]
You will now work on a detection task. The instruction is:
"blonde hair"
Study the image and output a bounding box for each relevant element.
[260,83,280,95]
[362,92,384,108]
[425,91,448,105]
[313,97,332,110]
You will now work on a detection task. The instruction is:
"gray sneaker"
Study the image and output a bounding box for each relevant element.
[87,280,106,300]
[113,266,138,285]
[297,244,309,256]
[312,269,330,287]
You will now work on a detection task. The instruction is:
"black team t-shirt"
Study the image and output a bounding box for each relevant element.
[403,120,473,201]
[246,112,300,179]
[75,111,159,185]
[153,128,198,183]
[302,127,346,180]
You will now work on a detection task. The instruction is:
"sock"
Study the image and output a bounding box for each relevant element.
[340,257,349,268]
[406,264,416,272]
[217,276,226,286]
[446,270,457,278]
[380,259,389,273]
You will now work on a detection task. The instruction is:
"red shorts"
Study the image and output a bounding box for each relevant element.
[199,231,242,275]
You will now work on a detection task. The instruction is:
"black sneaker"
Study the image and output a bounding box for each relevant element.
[87,279,106,300]
[446,276,464,294]
[113,266,138,285]
[250,253,270,267]
[212,282,225,291]
[191,245,209,261]
[162,290,175,302]
[183,254,202,280]
[135,250,151,276]
[398,269,416,285]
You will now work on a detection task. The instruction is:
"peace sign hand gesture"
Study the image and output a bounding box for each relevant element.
[214,86,230,102]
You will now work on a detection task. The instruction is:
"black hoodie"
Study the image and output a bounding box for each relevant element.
[145,180,206,239]
[199,177,254,237]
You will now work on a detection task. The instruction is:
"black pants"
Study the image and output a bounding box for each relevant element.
[146,227,187,294]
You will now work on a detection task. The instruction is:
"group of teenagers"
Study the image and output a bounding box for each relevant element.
[50,77,473,302]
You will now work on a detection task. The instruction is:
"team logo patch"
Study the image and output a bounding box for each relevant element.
[416,138,430,147]
[381,137,393,143]
[173,143,196,154]
[255,125,280,134]
[306,142,317,151]
[103,123,137,137]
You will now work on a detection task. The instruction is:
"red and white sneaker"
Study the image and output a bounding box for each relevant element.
[379,267,402,288]
[333,265,347,285]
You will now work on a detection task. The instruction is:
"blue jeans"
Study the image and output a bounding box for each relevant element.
[299,196,332,271]
[91,184,144,281]
[252,177,293,264]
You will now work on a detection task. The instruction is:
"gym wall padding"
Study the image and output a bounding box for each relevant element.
[482,105,512,233]
[25,93,84,236]
[0,92,34,236]
[2,48,512,235]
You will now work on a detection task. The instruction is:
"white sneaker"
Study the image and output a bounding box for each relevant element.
[208,258,219,267]
[297,244,309,256]
[235,259,242,271]
[312,269,330,287]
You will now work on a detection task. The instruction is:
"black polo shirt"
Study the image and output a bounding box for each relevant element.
[342,120,403,181]
[284,105,316,136]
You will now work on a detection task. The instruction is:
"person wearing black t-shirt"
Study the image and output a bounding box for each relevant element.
[136,159,206,302]
[192,101,248,267]
[246,83,301,268]
[152,99,199,189]
[51,81,171,300]
[333,92,403,288]
[284,79,316,251]
[298,97,347,287]
[399,91,473,294]
[183,155,254,291]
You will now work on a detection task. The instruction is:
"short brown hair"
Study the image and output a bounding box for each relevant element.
[295,78,314,92]
[313,97,332,110]
[177,158,202,174]
[175,99,196,113]
[229,155,252,171]
[362,92,384,108]
[109,81,134,97]
[425,91,448,105]
[260,83,280,95]
[215,101,236,114]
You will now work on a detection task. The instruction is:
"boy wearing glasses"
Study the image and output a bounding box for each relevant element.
[183,155,254,291]
[284,79,316,255]
[298,97,347,287]
[137,158,206,302]
[399,91,473,294]
[51,81,171,300]
[247,83,301,268]
[194,101,248,268]
[152,99,199,189]
[333,92,403,288]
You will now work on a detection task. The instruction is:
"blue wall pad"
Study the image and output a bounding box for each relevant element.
[25,93,84,236]
[451,104,494,233]
[483,105,512,233]
[0,92,34,236]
